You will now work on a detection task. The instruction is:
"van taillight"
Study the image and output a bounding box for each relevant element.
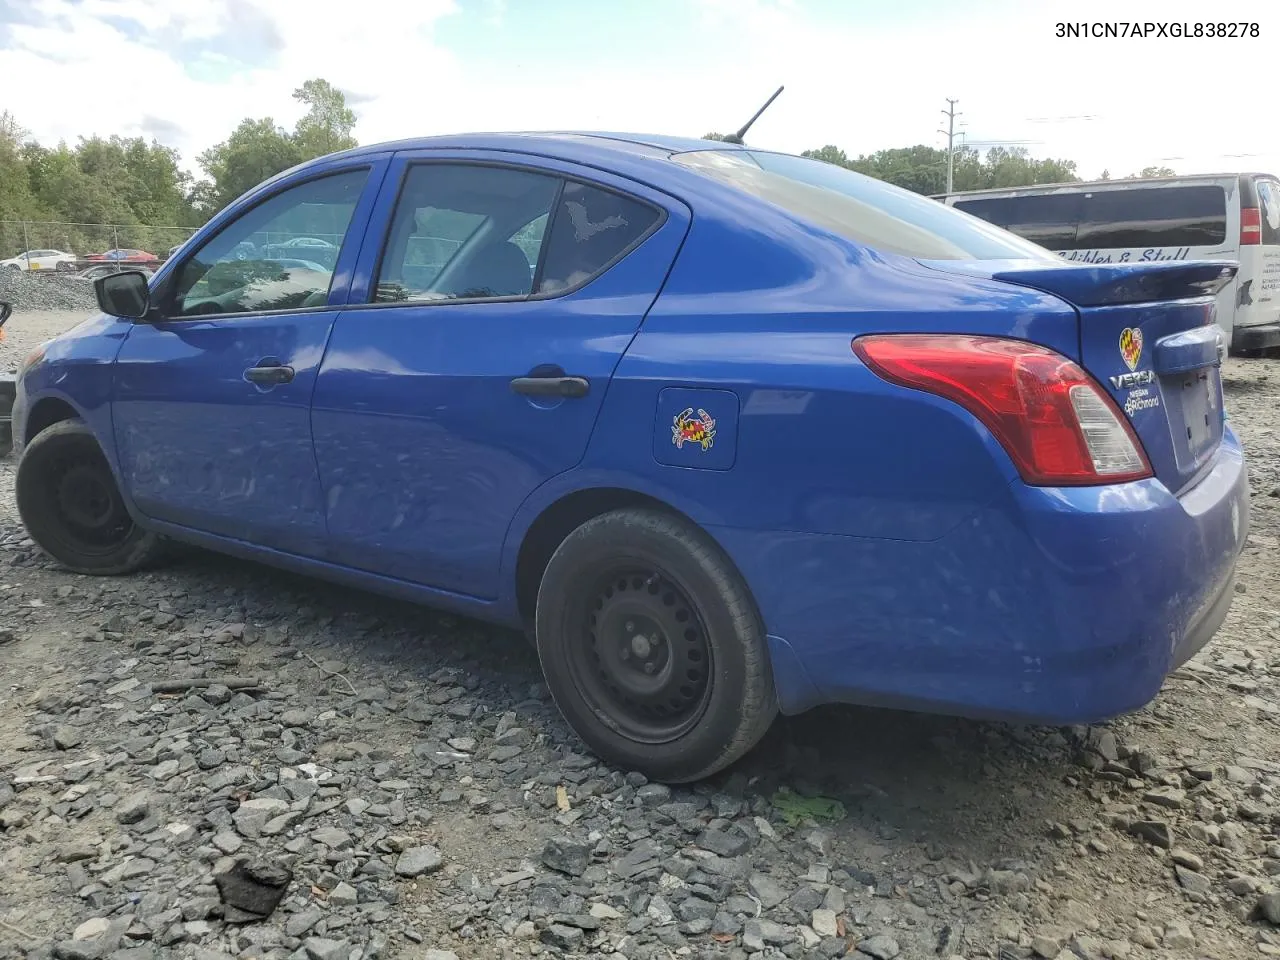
[1241,207,1261,246]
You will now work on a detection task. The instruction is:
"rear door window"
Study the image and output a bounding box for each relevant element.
[374,163,560,303]
[1077,186,1227,249]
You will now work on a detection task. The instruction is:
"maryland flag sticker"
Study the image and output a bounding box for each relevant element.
[1119,326,1143,372]
[672,407,717,451]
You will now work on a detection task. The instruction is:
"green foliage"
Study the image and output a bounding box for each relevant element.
[801,145,850,166]
[197,118,304,212]
[769,787,847,827]
[195,78,361,216]
[1,110,203,257]
[0,84,1168,261]
[292,79,358,158]
[1,77,363,258]
[800,143,1080,196]
[1131,165,1176,178]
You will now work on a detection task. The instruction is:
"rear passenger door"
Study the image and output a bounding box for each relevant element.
[311,153,690,598]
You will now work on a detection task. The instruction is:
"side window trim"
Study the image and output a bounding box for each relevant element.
[529,179,566,296]
[153,160,388,322]
[361,158,669,310]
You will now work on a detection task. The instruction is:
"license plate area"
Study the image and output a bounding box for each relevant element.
[1166,365,1223,472]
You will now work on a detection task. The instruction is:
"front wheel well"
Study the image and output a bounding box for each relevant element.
[516,488,700,630]
[25,397,80,446]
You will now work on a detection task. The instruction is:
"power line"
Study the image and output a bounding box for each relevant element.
[1022,115,1098,123]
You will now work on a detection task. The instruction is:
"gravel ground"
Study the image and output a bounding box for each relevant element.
[0,274,98,323]
[1,309,1279,960]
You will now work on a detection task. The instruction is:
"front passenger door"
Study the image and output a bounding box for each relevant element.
[111,161,386,557]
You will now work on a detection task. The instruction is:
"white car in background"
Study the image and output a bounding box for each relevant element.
[1,249,78,272]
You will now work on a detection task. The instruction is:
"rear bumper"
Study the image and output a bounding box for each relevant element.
[715,427,1249,722]
[1231,323,1280,351]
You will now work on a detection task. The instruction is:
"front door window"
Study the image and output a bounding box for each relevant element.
[170,169,369,318]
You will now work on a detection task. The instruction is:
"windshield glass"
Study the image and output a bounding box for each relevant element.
[672,149,1060,262]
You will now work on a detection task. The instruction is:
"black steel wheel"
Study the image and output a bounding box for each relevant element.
[16,419,163,575]
[577,566,713,743]
[535,507,776,783]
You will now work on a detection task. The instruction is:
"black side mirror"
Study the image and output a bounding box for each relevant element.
[0,300,11,331]
[94,271,151,320]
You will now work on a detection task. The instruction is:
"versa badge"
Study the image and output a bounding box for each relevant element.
[672,408,717,451]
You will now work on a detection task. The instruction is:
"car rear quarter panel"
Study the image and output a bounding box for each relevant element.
[585,185,1082,542]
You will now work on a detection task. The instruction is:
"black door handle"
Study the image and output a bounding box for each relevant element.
[244,363,295,386]
[510,375,589,399]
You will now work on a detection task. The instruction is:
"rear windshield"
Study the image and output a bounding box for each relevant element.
[954,184,1230,250]
[671,149,1059,262]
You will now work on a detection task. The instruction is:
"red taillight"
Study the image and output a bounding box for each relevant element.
[1241,207,1261,246]
[852,334,1152,486]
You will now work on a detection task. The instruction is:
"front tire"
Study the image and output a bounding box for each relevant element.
[16,419,163,575]
[535,508,777,783]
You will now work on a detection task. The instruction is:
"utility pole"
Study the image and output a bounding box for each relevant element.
[937,98,960,196]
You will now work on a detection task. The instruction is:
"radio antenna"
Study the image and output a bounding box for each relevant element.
[721,85,784,145]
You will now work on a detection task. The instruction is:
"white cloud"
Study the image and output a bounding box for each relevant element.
[2,0,462,168]
[2,0,1276,187]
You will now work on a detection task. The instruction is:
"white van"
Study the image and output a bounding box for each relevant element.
[940,174,1280,353]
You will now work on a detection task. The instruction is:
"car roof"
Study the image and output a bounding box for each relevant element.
[324,131,745,165]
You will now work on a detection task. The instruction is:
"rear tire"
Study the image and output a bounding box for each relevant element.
[16,419,164,575]
[535,508,776,783]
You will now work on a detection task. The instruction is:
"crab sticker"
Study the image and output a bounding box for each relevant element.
[672,407,716,451]
[1119,326,1144,371]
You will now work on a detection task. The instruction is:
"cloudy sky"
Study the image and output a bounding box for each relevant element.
[2,0,1277,183]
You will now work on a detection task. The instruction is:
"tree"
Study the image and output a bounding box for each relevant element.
[702,132,729,141]
[292,79,358,159]
[792,141,1081,196]
[198,118,303,211]
[193,78,358,215]
[1099,169,1111,180]
[801,145,850,166]
[1131,165,1175,178]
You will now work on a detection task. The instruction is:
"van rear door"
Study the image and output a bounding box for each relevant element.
[1233,175,1280,350]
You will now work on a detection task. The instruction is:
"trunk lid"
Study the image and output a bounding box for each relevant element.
[922,259,1237,493]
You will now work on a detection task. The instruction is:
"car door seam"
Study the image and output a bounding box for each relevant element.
[307,156,396,541]
[493,205,696,602]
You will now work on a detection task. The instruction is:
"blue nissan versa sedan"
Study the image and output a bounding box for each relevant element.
[6,133,1250,782]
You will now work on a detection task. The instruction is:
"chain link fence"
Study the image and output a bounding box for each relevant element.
[1,220,201,270]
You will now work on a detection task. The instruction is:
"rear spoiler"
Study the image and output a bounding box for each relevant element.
[990,261,1237,307]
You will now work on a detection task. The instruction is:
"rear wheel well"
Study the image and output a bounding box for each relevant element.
[25,398,80,446]
[516,489,690,630]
